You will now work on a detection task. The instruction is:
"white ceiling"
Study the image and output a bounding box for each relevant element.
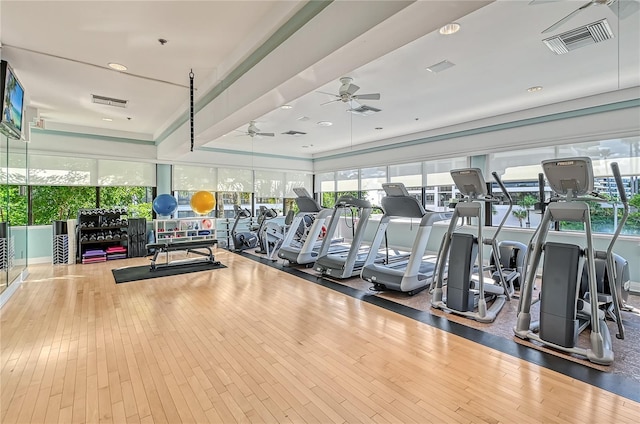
[1,0,639,162]
[0,0,306,136]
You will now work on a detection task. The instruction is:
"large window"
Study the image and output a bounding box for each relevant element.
[9,155,157,225]
[100,186,153,220]
[31,186,97,225]
[361,166,386,208]
[489,138,640,235]
[425,157,466,211]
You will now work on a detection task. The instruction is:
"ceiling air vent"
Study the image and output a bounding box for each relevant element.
[348,105,381,116]
[91,94,128,108]
[282,130,307,136]
[543,19,613,55]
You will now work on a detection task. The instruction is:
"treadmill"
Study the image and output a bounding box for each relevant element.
[278,188,345,265]
[314,195,377,279]
[360,182,452,295]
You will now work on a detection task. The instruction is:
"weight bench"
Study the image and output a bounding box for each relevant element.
[146,239,219,270]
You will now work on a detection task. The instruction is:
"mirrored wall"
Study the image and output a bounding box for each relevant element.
[0,133,28,294]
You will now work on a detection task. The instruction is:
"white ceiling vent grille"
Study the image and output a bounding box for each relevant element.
[543,19,613,55]
[348,105,381,116]
[426,60,455,73]
[91,94,128,108]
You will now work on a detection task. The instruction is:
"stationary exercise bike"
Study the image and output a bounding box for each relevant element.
[230,205,258,252]
[254,206,279,254]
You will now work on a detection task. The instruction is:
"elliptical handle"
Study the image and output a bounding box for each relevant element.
[610,162,627,204]
[491,171,512,203]
[490,171,512,242]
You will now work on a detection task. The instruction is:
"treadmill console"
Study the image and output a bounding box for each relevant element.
[293,187,322,212]
[450,168,487,197]
[542,157,593,196]
[382,182,410,197]
[293,187,312,198]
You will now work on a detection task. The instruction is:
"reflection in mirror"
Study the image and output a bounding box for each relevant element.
[0,135,8,293]
[5,134,28,288]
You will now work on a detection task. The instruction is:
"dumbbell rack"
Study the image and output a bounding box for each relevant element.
[77,208,128,264]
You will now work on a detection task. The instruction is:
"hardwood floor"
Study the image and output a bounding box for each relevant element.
[2,250,639,423]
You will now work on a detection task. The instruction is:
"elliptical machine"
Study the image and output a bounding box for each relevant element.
[431,168,519,323]
[230,205,258,252]
[514,157,627,365]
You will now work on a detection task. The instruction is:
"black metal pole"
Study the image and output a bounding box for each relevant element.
[189,69,194,152]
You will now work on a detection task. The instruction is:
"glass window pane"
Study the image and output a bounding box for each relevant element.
[360,166,386,190]
[173,165,217,191]
[218,192,252,219]
[31,186,97,225]
[217,168,253,192]
[98,160,156,186]
[6,185,27,226]
[254,170,285,197]
[100,186,153,220]
[28,154,95,186]
[425,157,467,186]
[336,169,358,191]
[491,147,553,181]
[389,162,422,187]
[316,172,335,192]
[285,172,313,197]
[557,136,640,235]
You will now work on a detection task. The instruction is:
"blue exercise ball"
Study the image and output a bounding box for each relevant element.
[152,194,178,216]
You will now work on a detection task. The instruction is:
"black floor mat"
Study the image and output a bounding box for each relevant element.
[112,261,226,283]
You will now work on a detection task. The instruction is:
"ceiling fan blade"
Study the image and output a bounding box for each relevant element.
[257,132,275,137]
[354,93,380,100]
[529,0,562,5]
[316,90,338,97]
[542,1,594,34]
[320,99,341,106]
[345,83,360,96]
[611,0,640,20]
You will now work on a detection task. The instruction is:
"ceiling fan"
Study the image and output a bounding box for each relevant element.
[532,0,640,34]
[317,77,381,108]
[235,121,274,138]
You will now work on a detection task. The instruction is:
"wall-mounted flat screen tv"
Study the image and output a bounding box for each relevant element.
[0,60,25,140]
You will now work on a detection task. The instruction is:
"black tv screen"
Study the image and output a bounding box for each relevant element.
[0,60,25,140]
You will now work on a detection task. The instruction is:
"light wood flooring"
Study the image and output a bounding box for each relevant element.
[2,250,639,423]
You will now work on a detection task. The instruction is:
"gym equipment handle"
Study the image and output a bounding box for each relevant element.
[610,162,627,204]
[491,171,511,202]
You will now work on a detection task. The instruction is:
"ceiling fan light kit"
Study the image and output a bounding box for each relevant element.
[318,76,381,109]
[238,121,275,138]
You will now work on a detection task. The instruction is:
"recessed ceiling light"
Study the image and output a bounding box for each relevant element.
[375,127,383,130]
[108,62,127,71]
[439,23,460,35]
[102,117,113,122]
[527,86,543,92]
[317,121,333,127]
[281,104,293,110]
